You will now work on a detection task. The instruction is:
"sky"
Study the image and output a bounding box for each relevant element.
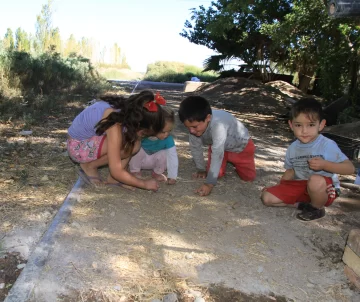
[0,0,218,72]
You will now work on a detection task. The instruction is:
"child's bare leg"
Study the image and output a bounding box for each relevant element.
[296,175,327,221]
[261,190,295,207]
[307,175,328,208]
[80,155,109,181]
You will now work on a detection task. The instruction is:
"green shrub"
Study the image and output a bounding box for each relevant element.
[144,61,218,83]
[0,50,110,124]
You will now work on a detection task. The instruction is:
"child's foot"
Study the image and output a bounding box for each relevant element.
[131,171,143,179]
[79,164,103,185]
[296,204,325,221]
[77,167,103,186]
[152,171,167,182]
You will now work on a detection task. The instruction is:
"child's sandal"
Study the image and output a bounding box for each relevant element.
[297,202,312,211]
[296,206,325,221]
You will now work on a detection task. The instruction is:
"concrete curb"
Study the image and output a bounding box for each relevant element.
[4,178,84,302]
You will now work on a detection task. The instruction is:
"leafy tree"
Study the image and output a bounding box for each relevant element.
[112,43,121,65]
[181,0,360,102]
[49,27,62,53]
[15,28,30,52]
[262,0,360,99]
[35,0,55,53]
[3,28,15,51]
[180,0,291,71]
[79,37,93,60]
[64,34,80,57]
[121,54,130,69]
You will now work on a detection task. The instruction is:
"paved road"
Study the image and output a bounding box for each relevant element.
[108,80,185,92]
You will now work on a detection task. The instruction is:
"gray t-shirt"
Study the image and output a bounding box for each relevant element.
[68,101,111,141]
[189,110,250,185]
[284,134,348,187]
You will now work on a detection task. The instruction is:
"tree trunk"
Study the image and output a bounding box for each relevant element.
[348,58,359,105]
[298,74,312,93]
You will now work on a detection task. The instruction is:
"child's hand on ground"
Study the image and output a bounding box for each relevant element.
[308,157,326,171]
[167,178,176,185]
[144,179,160,192]
[192,171,207,179]
[195,183,213,196]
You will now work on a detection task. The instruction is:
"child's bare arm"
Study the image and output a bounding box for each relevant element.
[308,158,355,175]
[106,124,158,191]
[281,169,295,180]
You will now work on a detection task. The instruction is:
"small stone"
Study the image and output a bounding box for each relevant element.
[0,283,4,289]
[119,296,128,302]
[306,283,315,288]
[194,298,205,302]
[163,292,178,302]
[114,285,122,291]
[71,222,81,228]
[41,175,49,182]
[17,263,26,269]
[110,211,115,217]
[92,262,98,269]
[153,270,161,278]
[257,266,264,273]
[185,253,194,259]
[187,289,202,298]
[176,228,185,234]
[3,222,11,227]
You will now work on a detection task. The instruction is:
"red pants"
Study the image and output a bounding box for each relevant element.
[207,138,256,181]
[264,177,336,207]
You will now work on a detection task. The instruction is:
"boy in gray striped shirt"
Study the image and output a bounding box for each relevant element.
[179,96,256,196]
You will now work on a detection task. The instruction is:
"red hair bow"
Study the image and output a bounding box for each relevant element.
[144,92,167,112]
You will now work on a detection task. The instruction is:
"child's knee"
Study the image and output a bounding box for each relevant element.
[243,173,256,182]
[236,168,256,181]
[307,174,327,192]
[261,190,274,206]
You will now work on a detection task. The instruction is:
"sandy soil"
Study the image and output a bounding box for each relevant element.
[1,79,360,302]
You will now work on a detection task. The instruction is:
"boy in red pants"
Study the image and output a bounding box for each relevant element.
[261,98,355,221]
[179,96,256,196]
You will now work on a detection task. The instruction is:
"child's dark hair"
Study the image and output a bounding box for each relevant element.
[95,90,164,151]
[178,96,212,123]
[162,106,175,124]
[290,98,324,121]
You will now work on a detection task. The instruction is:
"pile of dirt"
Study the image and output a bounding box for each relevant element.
[195,78,304,116]
[265,80,308,100]
[324,121,360,141]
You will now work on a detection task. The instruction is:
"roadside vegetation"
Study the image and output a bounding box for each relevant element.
[0,50,109,125]
[143,61,218,83]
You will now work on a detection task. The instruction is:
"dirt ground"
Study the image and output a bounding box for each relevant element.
[1,78,360,302]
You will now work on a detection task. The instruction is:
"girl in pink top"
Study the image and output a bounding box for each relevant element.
[67,90,166,191]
